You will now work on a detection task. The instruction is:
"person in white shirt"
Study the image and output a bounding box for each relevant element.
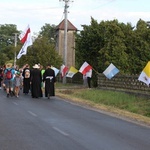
[85,69,92,88]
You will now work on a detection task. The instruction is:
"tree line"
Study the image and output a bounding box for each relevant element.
[75,18,150,86]
[0,18,150,86]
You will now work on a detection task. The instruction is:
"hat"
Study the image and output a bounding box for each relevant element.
[6,63,12,68]
[33,64,40,69]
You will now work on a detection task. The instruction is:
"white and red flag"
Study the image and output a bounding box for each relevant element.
[61,64,68,77]
[79,61,92,75]
[17,25,33,59]
[19,25,31,44]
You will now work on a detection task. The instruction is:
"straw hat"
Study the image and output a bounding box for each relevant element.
[6,63,12,68]
[33,64,40,69]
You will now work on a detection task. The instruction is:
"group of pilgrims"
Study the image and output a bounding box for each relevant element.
[0,63,56,99]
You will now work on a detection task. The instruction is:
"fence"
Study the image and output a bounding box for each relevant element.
[97,73,150,95]
[57,73,150,95]
[57,72,83,84]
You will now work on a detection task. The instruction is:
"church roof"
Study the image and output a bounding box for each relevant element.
[56,19,77,31]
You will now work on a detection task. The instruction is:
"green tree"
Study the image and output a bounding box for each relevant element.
[0,24,20,65]
[133,19,150,73]
[98,20,128,73]
[39,23,56,44]
[17,23,62,69]
[75,17,103,87]
[17,37,62,68]
[75,17,150,80]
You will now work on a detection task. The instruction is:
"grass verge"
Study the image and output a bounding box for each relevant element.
[55,83,150,126]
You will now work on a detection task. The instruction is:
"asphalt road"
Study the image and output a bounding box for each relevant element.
[0,89,150,150]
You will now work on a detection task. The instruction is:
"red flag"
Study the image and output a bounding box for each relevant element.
[19,25,31,44]
[79,62,92,75]
[61,64,68,77]
[17,25,33,59]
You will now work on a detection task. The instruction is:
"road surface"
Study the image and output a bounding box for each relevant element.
[0,89,150,150]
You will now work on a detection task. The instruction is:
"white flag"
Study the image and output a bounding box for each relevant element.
[17,25,32,59]
[103,63,119,79]
[138,61,150,86]
[19,25,31,43]
[51,66,59,77]
[66,66,78,78]
[60,64,68,77]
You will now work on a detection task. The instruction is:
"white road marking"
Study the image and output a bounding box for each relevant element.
[53,127,69,136]
[12,102,19,105]
[28,111,37,117]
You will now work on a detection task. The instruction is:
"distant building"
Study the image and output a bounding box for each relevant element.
[56,19,77,67]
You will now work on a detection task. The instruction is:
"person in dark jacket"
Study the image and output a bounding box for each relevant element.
[22,64,31,94]
[43,64,56,99]
[30,64,43,98]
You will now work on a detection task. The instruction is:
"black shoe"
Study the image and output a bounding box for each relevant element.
[48,94,50,99]
[10,91,13,97]
[7,93,9,98]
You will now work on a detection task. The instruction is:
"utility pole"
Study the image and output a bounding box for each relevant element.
[14,33,18,68]
[59,0,73,84]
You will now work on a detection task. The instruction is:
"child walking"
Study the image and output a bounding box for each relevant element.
[14,71,23,97]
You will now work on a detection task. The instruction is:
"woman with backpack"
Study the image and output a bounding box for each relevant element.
[4,63,15,97]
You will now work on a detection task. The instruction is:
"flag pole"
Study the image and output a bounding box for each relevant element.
[14,33,18,68]
[92,67,101,75]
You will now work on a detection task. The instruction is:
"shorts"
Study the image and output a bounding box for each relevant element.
[5,80,13,89]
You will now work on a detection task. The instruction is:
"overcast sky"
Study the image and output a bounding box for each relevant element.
[0,0,150,33]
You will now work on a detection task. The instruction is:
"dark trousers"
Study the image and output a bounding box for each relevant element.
[87,77,91,88]
[0,77,3,87]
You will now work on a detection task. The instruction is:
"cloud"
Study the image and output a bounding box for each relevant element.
[0,0,150,33]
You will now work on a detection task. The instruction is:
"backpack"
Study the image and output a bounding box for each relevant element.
[25,69,30,78]
[6,69,13,80]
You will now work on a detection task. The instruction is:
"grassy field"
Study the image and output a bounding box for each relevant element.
[55,83,150,125]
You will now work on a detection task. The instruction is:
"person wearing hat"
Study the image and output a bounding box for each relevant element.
[14,71,23,97]
[43,64,56,99]
[4,63,15,97]
[30,64,43,98]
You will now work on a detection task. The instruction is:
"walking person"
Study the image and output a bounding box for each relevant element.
[14,71,23,97]
[43,64,56,99]
[4,63,15,97]
[22,64,31,94]
[30,64,43,98]
[40,65,45,95]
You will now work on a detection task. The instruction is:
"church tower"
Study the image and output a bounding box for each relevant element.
[55,19,77,67]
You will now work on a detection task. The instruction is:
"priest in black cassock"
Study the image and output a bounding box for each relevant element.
[30,64,43,98]
[43,64,56,99]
